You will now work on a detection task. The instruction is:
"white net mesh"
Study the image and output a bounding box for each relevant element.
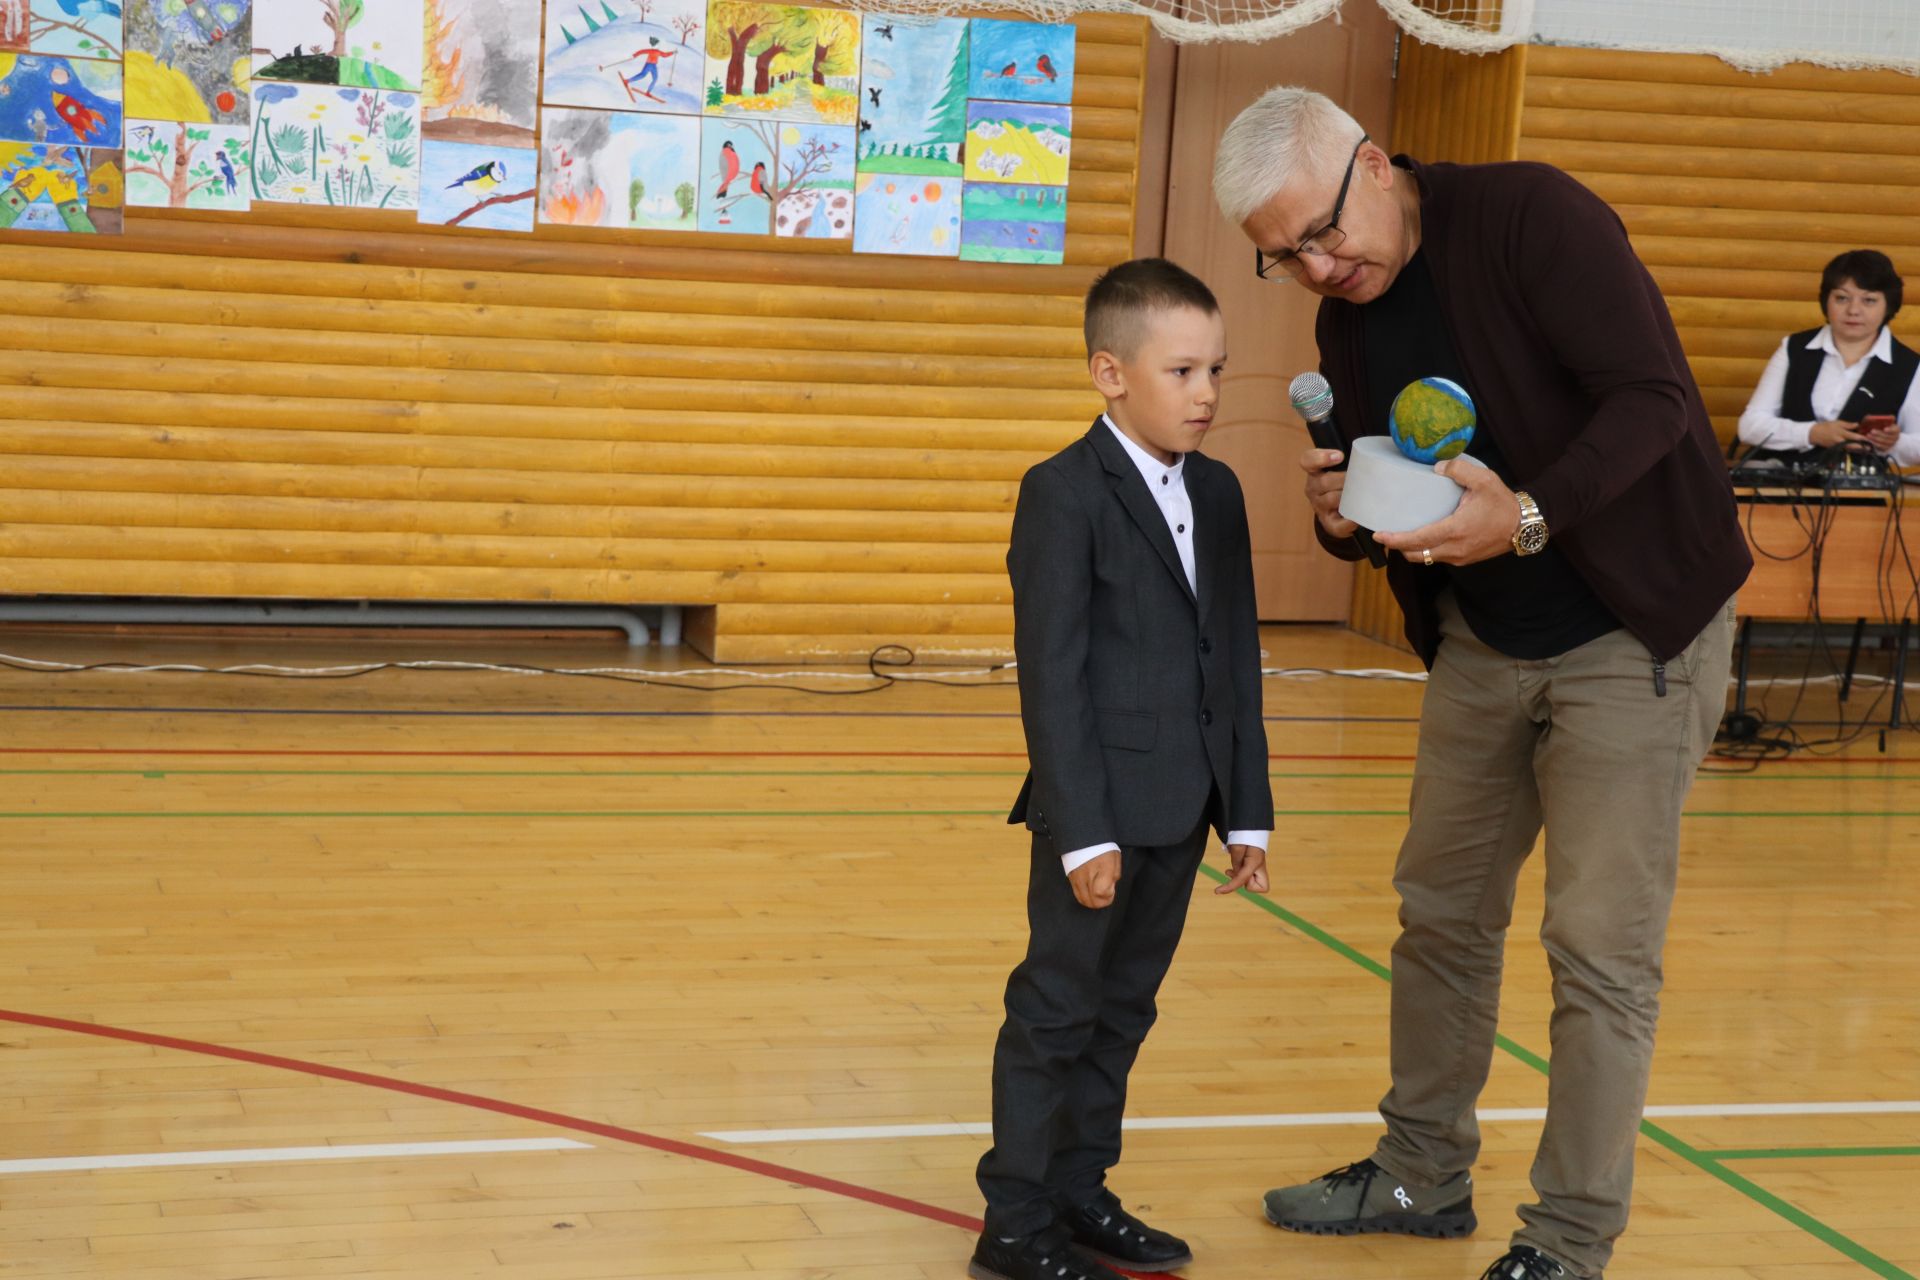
[1528,0,1920,74]
[859,0,1920,72]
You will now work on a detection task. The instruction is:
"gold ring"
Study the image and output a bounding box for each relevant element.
[1420,548,1434,566]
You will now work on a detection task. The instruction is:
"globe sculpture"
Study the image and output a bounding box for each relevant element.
[1389,377,1477,464]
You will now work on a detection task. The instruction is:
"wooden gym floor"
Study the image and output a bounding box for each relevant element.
[0,624,1913,1280]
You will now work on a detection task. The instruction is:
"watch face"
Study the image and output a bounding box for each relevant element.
[1515,523,1549,555]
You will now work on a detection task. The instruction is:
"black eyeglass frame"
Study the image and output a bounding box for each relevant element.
[1254,133,1370,282]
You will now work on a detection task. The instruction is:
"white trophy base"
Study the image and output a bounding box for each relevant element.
[1338,436,1482,534]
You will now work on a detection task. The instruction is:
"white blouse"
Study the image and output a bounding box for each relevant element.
[1737,325,1920,466]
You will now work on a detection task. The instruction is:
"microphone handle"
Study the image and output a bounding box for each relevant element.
[1303,413,1387,569]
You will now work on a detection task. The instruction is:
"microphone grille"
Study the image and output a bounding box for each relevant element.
[1288,371,1333,420]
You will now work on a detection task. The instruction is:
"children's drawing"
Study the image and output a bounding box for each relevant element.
[538,103,697,230]
[125,0,253,126]
[0,53,124,147]
[419,136,531,227]
[696,114,771,233]
[965,99,1067,186]
[851,169,956,257]
[856,12,963,177]
[422,0,537,146]
[771,119,848,238]
[249,80,418,206]
[0,0,30,52]
[543,0,704,117]
[967,17,1072,105]
[124,116,249,207]
[959,180,1063,264]
[0,140,122,230]
[704,1,857,126]
[28,0,121,60]
[253,0,423,90]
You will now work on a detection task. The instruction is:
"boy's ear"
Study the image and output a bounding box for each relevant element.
[1089,351,1125,399]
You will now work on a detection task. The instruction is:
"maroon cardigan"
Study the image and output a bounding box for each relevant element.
[1313,157,1751,665]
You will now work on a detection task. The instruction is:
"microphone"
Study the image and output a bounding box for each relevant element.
[1288,372,1344,465]
[1288,372,1386,568]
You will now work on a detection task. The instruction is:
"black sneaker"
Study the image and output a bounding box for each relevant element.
[969,1224,1127,1280]
[1480,1246,1572,1280]
[1262,1157,1476,1238]
[1065,1188,1194,1271]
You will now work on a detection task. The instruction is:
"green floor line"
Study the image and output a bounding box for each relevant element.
[1709,1146,1920,1161]
[1196,864,1914,1280]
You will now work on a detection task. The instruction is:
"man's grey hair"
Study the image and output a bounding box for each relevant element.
[1212,86,1367,228]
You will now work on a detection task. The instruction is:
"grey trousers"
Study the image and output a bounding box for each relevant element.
[1371,590,1736,1276]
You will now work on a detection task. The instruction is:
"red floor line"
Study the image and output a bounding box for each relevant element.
[0,1008,981,1236]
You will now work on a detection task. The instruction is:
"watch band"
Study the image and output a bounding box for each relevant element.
[1512,491,1548,556]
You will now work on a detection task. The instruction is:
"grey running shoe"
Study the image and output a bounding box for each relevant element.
[1262,1157,1476,1238]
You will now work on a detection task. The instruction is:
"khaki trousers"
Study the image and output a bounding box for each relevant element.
[1371,590,1736,1276]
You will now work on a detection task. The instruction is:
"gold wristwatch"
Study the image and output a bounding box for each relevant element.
[1511,491,1548,556]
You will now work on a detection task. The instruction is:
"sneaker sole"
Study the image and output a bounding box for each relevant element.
[967,1264,1012,1280]
[1263,1204,1478,1240]
[1078,1246,1194,1272]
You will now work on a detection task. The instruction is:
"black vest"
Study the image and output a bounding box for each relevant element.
[1779,326,1920,423]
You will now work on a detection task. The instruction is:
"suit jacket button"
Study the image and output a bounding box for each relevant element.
[1199,636,1213,654]
[1200,708,1214,726]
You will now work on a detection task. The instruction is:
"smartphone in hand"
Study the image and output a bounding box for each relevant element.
[1861,413,1899,450]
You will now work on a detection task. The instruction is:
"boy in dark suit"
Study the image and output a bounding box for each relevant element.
[971,259,1276,1280]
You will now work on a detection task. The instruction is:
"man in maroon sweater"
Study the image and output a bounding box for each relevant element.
[1211,87,1750,1280]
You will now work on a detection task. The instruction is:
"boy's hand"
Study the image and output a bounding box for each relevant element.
[1214,843,1269,895]
[1068,850,1120,909]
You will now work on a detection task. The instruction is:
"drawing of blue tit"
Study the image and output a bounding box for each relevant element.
[447,160,506,192]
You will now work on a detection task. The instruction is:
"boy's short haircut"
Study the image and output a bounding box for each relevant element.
[1084,257,1221,361]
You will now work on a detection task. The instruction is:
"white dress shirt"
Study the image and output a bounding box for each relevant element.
[1056,418,1271,875]
[1737,325,1920,467]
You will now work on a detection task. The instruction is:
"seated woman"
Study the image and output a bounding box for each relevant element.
[1737,249,1920,465]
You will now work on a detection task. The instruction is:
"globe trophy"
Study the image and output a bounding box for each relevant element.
[1337,377,1483,534]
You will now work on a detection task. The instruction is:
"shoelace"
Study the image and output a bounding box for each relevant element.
[1318,1158,1383,1187]
[1480,1247,1568,1280]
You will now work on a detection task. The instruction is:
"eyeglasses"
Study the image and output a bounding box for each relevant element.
[1254,133,1369,282]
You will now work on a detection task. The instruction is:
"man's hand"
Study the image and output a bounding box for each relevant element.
[1068,850,1120,909]
[1372,459,1522,566]
[1300,446,1359,538]
[1214,843,1268,895]
[1810,420,1869,448]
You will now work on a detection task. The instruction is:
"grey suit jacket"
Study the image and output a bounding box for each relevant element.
[1006,420,1274,851]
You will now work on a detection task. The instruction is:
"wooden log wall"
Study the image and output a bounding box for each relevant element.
[0,13,1148,664]
[1361,40,1920,653]
[1519,45,1920,450]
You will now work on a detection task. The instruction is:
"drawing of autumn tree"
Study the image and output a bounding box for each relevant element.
[707,2,811,97]
[806,8,854,87]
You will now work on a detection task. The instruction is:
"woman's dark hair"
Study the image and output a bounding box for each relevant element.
[1821,249,1903,323]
